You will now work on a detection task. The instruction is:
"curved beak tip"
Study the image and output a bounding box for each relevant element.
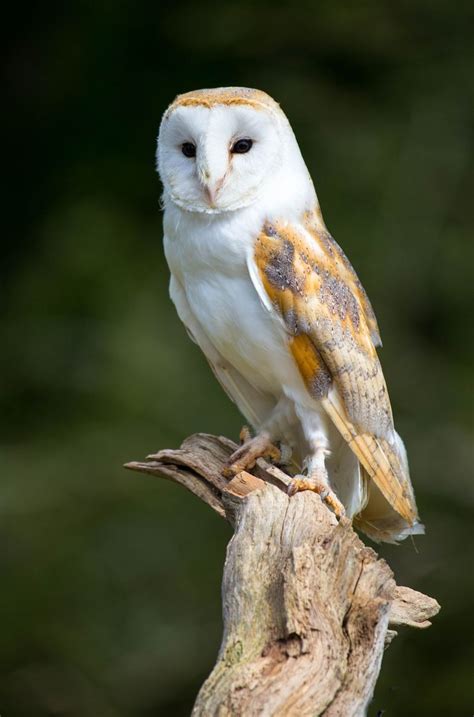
[203,184,218,206]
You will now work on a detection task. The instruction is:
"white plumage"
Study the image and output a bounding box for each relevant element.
[157,87,423,543]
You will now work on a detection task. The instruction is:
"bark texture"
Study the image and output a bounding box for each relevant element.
[125,433,439,717]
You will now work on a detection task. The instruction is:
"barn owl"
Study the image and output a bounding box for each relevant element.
[157,87,423,543]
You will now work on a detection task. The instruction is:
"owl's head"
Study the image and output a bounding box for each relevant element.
[157,87,307,214]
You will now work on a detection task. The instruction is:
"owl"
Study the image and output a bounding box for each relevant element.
[156,87,423,543]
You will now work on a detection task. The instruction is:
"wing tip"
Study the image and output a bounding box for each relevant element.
[322,394,420,525]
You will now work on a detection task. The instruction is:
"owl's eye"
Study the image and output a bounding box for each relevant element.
[181,142,196,158]
[231,138,253,154]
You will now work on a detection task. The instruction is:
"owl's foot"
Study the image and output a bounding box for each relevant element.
[239,425,252,444]
[288,470,346,518]
[223,427,283,477]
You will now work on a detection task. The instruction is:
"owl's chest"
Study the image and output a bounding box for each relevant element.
[187,273,291,395]
[165,219,292,394]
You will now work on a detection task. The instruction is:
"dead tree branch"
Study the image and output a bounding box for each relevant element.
[125,433,439,717]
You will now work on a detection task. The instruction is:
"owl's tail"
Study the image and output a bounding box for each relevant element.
[353,476,425,543]
[353,432,424,543]
[328,430,424,543]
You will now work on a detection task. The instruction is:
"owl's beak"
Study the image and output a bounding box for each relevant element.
[198,166,224,207]
[203,183,219,206]
[205,175,226,207]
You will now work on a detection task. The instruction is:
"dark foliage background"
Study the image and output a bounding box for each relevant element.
[2,1,473,715]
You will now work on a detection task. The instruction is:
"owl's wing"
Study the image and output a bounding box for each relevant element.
[248,212,418,524]
[169,274,276,428]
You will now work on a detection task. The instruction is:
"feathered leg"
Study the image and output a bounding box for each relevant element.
[288,448,346,518]
[288,404,346,518]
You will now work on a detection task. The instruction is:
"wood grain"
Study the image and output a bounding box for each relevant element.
[125,433,439,716]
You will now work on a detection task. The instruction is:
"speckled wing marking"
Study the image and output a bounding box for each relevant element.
[303,210,381,348]
[252,216,417,523]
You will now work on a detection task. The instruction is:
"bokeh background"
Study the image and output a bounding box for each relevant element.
[2,2,473,715]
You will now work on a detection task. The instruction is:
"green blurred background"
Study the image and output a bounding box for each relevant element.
[2,1,473,715]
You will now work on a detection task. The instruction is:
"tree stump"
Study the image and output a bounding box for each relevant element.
[125,433,439,717]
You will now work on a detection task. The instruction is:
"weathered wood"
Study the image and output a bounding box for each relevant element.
[125,433,439,717]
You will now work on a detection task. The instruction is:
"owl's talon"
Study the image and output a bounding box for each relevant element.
[224,431,281,477]
[287,475,345,519]
[287,480,299,498]
[239,425,252,444]
[325,492,346,518]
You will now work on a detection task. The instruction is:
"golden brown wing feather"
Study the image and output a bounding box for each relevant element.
[303,210,382,347]
[253,212,417,523]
